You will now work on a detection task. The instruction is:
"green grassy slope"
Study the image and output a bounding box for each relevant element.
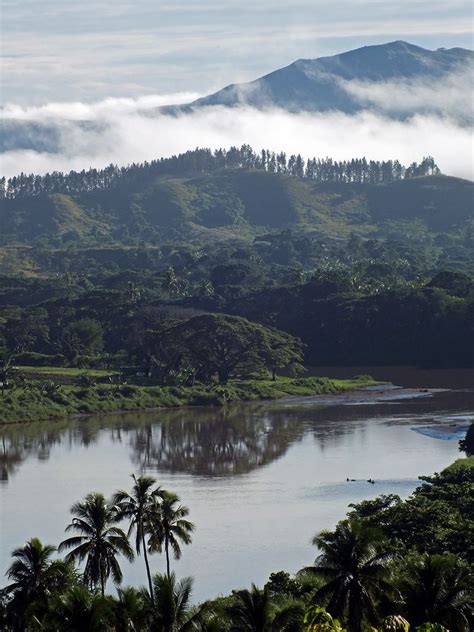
[1,171,472,246]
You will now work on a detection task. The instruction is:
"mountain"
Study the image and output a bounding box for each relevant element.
[2,41,472,155]
[166,41,473,115]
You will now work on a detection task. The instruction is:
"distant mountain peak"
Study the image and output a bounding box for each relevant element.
[164,40,473,119]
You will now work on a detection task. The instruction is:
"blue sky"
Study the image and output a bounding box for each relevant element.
[2,0,473,104]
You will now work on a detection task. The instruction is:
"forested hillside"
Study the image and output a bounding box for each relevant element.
[1,146,471,253]
[0,146,473,370]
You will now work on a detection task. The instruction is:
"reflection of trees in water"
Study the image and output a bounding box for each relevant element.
[0,419,103,484]
[0,429,60,482]
[0,407,307,482]
[0,423,73,482]
[0,435,25,482]
[0,414,141,484]
[129,407,306,476]
[2,389,462,483]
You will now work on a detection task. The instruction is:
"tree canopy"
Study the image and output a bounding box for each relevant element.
[143,313,304,384]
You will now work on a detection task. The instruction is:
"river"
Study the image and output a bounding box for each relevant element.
[1,369,472,601]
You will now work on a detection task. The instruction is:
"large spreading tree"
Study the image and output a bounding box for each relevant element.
[144,313,304,384]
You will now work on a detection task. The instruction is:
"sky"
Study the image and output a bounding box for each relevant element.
[2,0,473,104]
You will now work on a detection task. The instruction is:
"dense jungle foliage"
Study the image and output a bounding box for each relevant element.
[0,252,472,370]
[0,147,473,387]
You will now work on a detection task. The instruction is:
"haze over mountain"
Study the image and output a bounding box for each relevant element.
[1,41,472,179]
[168,41,473,116]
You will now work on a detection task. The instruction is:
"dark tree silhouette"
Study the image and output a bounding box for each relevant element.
[4,147,440,199]
[307,518,396,632]
[112,475,164,603]
[59,493,134,595]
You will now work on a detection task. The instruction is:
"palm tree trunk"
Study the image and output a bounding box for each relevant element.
[349,590,363,632]
[142,531,154,604]
[165,536,170,579]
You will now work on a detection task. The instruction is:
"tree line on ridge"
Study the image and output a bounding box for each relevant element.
[1,146,440,199]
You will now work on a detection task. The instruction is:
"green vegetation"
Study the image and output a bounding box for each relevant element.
[0,148,472,267]
[459,425,474,456]
[445,455,474,472]
[348,457,474,563]
[1,461,472,631]
[0,149,473,373]
[0,374,377,424]
[140,313,304,384]
[58,493,134,596]
[1,171,472,268]
[19,366,118,378]
[0,249,473,372]
[229,270,474,366]
[0,148,472,429]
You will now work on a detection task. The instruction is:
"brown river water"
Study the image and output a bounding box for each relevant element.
[1,368,473,601]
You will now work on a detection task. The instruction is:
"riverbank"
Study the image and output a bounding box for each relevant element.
[0,374,379,425]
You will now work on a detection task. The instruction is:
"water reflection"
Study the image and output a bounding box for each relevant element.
[1,386,473,484]
[129,408,307,476]
[0,406,306,482]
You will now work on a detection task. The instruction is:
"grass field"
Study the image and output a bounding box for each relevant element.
[19,366,119,378]
[0,374,379,425]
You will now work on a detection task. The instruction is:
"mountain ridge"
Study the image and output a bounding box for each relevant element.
[1,169,472,248]
[164,40,474,114]
[2,41,472,156]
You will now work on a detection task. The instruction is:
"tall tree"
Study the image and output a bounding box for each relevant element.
[308,518,395,632]
[148,314,303,385]
[398,554,473,632]
[59,493,134,595]
[147,491,194,578]
[4,538,72,630]
[0,352,15,398]
[112,475,164,603]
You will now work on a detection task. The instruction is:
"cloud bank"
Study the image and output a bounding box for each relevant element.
[0,93,472,180]
[341,63,474,122]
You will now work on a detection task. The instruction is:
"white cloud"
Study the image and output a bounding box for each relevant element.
[1,93,201,121]
[1,97,472,180]
[341,63,474,122]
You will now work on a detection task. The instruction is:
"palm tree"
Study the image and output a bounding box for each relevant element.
[226,584,304,631]
[59,492,134,595]
[6,538,56,601]
[146,572,212,632]
[50,584,113,632]
[399,554,473,631]
[112,474,164,602]
[307,518,396,632]
[4,538,72,630]
[114,586,147,632]
[148,490,195,579]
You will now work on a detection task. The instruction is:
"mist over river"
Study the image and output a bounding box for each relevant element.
[1,369,472,601]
